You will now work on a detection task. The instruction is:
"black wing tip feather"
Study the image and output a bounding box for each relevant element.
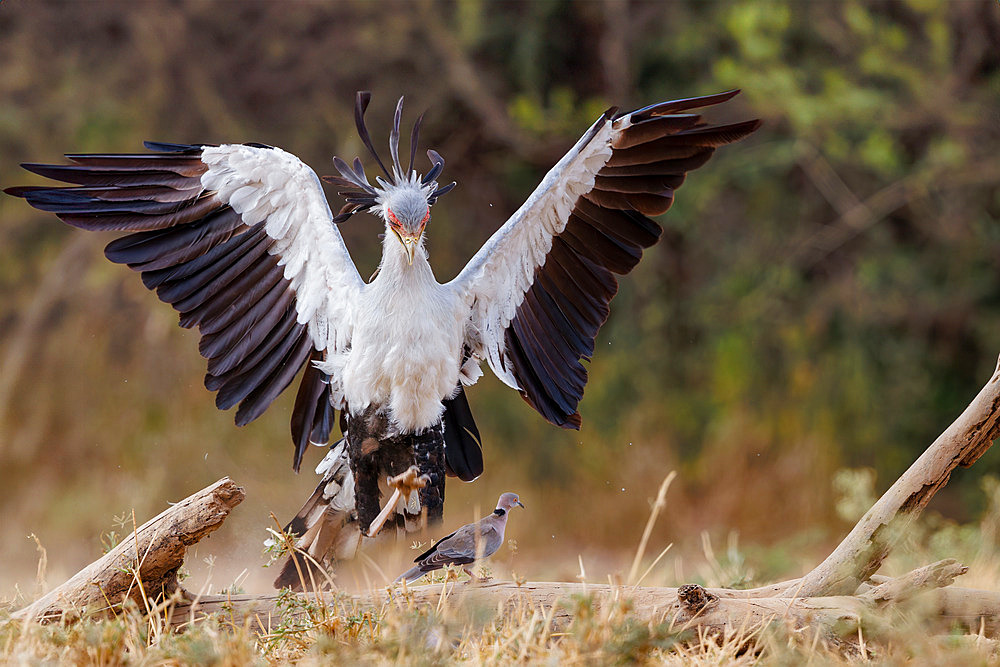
[501,89,758,430]
[142,141,206,153]
[626,89,744,122]
[673,118,762,143]
[559,412,583,430]
[3,185,34,198]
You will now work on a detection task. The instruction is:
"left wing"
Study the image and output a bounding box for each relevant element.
[450,91,759,428]
[5,142,365,469]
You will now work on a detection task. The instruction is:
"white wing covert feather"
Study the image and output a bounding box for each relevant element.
[449,92,760,429]
[200,144,363,354]
[451,115,615,393]
[10,141,365,470]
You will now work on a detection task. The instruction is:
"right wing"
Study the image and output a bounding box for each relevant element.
[450,92,759,427]
[5,142,365,470]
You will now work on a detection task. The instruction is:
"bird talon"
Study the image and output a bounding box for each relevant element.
[368,466,432,536]
[389,466,426,496]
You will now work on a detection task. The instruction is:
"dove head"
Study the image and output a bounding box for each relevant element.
[496,493,525,513]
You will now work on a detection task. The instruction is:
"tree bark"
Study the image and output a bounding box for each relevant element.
[15,477,244,623]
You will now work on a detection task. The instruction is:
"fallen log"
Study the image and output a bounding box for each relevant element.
[14,477,244,623]
[166,561,999,638]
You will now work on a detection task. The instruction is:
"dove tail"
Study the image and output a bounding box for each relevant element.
[394,565,427,584]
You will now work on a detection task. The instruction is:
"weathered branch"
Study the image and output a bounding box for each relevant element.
[787,357,1000,597]
[168,566,1000,638]
[15,477,244,623]
[861,559,969,604]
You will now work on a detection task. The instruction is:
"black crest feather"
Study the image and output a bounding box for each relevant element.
[354,92,391,179]
[325,93,454,224]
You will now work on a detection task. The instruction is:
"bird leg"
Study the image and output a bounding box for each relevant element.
[367,465,429,537]
[463,567,492,583]
[412,421,446,524]
[346,406,393,533]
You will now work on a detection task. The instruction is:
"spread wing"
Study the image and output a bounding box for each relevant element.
[449,91,760,428]
[5,142,365,469]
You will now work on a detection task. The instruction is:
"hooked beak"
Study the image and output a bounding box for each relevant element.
[391,227,423,265]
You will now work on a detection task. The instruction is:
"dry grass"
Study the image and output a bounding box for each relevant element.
[3,471,1000,665]
[3,582,999,665]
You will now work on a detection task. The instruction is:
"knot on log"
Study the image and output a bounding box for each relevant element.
[677,584,718,613]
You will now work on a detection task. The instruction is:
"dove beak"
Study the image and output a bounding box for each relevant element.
[516,500,525,509]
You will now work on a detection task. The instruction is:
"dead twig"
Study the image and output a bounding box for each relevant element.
[14,478,244,623]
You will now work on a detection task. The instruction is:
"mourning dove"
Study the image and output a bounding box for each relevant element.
[394,493,524,583]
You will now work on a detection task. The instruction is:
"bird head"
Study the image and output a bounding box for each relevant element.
[496,493,525,512]
[380,182,431,265]
[323,92,456,265]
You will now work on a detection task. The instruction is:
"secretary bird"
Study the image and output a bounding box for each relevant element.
[5,90,759,589]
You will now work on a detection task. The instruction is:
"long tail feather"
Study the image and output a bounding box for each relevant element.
[443,386,484,482]
[273,440,360,591]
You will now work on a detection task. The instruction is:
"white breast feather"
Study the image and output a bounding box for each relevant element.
[340,247,467,432]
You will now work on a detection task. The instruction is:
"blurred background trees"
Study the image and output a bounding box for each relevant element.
[1,0,998,592]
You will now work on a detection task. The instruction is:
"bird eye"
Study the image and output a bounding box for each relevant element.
[387,208,401,226]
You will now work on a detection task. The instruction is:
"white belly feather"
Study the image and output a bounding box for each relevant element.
[340,269,467,432]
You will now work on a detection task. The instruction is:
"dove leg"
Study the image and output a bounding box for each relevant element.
[462,567,491,583]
